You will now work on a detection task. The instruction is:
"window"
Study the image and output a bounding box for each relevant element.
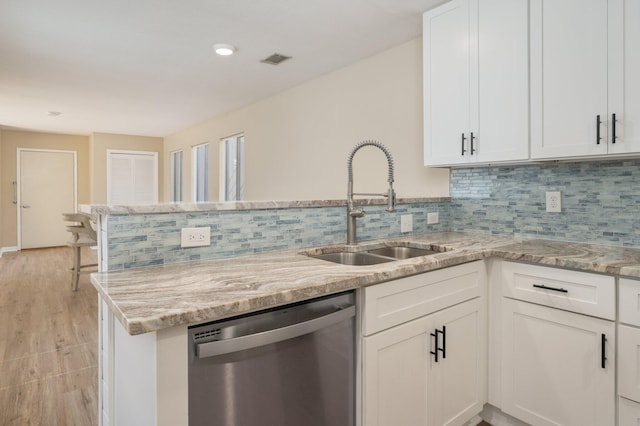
[170,150,183,202]
[192,143,209,202]
[221,134,245,201]
[107,150,158,205]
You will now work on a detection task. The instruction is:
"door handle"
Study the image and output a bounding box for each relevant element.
[612,113,617,144]
[21,205,31,209]
[601,334,607,369]
[461,133,467,155]
[596,115,602,145]
[430,327,446,362]
[532,284,568,293]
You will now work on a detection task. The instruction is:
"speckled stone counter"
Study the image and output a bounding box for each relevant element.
[91,231,640,335]
[81,197,450,215]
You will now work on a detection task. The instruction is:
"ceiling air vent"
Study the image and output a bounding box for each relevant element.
[260,53,292,65]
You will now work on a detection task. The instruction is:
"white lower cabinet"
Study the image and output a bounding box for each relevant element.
[363,313,430,425]
[618,278,640,426]
[427,298,486,426]
[619,397,640,425]
[501,298,615,426]
[362,262,486,426]
[618,324,640,403]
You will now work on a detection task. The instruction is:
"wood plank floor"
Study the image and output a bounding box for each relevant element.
[0,247,98,426]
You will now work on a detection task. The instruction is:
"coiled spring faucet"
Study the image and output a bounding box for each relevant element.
[347,140,396,245]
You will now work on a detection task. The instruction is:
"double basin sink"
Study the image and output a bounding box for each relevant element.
[307,244,441,266]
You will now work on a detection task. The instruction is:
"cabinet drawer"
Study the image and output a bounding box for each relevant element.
[620,278,640,327]
[618,324,640,403]
[501,262,615,320]
[363,261,485,336]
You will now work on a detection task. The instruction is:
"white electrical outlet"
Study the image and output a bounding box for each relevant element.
[181,227,211,248]
[427,212,439,225]
[546,191,562,213]
[400,214,413,233]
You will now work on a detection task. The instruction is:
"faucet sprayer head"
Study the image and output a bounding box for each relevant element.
[386,187,396,212]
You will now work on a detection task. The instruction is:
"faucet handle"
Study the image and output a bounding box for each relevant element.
[350,208,366,218]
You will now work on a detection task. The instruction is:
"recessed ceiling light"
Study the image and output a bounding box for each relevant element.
[213,44,236,56]
[46,111,62,116]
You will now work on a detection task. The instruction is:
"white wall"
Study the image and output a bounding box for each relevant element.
[164,37,449,202]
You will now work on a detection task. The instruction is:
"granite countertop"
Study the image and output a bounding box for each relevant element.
[80,197,449,215]
[91,231,640,336]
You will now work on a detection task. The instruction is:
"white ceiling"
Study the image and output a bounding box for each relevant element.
[0,0,444,137]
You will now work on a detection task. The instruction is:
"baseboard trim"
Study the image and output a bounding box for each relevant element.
[0,246,19,257]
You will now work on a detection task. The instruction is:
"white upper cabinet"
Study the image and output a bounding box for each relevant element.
[609,0,640,155]
[424,0,474,166]
[531,0,640,159]
[424,0,529,167]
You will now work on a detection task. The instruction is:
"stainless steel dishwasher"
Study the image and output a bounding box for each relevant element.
[188,291,356,426]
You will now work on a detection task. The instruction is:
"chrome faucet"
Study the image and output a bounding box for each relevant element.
[347,140,396,245]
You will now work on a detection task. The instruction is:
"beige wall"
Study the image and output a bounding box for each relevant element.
[164,37,450,202]
[90,132,164,204]
[0,130,3,248]
[0,129,90,248]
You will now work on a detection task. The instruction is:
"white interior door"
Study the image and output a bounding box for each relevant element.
[19,149,77,249]
[107,150,158,205]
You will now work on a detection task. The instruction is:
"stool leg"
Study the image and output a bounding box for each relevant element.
[73,246,81,291]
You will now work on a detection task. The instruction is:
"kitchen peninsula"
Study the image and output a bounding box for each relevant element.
[88,198,640,426]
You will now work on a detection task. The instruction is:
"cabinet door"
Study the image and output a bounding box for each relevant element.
[427,298,486,426]
[618,325,640,402]
[619,397,640,425]
[424,0,529,166]
[608,0,640,154]
[530,0,610,159]
[424,0,475,166]
[476,0,529,163]
[363,316,430,426]
[502,298,615,426]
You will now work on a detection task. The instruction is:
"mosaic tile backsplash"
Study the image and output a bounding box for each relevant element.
[450,159,640,246]
[106,202,450,270]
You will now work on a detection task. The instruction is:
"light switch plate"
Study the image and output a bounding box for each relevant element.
[546,191,562,213]
[427,212,439,225]
[400,214,413,233]
[181,227,211,248]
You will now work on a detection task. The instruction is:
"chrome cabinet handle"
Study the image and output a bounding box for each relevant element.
[596,115,602,145]
[21,204,31,209]
[601,334,607,368]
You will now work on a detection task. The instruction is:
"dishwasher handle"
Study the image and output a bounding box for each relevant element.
[196,305,355,358]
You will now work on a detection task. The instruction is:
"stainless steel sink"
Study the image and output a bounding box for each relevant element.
[305,242,443,266]
[310,251,394,266]
[366,246,439,259]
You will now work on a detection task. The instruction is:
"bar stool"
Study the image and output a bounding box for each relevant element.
[63,213,98,291]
